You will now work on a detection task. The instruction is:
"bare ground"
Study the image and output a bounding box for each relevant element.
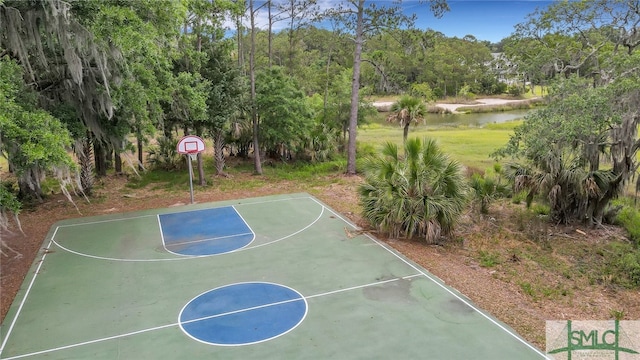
[434,98,539,113]
[2,172,639,350]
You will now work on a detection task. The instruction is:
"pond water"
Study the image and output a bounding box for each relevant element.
[373,109,532,128]
[425,109,531,127]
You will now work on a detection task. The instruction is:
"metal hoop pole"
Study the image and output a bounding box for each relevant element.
[187,154,195,204]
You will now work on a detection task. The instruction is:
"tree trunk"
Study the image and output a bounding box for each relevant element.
[236,10,245,75]
[137,129,144,172]
[346,0,365,175]
[114,151,122,174]
[79,133,94,196]
[268,0,273,68]
[18,166,44,202]
[93,139,107,177]
[196,152,206,186]
[213,130,226,175]
[250,0,263,175]
[288,19,295,73]
[403,124,409,143]
[323,43,333,113]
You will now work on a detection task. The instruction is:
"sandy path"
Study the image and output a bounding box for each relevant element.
[435,98,533,112]
[372,98,537,113]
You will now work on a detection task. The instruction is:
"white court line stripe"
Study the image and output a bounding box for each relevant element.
[305,274,422,300]
[0,276,420,359]
[157,214,166,250]
[181,296,305,326]
[309,197,547,358]
[178,276,422,327]
[0,239,54,358]
[52,199,322,262]
[54,196,313,229]
[0,322,178,360]
[230,205,256,247]
[164,232,254,248]
[51,238,208,262]
[55,214,157,228]
[232,195,311,207]
[2,197,320,358]
[244,206,324,250]
[178,281,308,347]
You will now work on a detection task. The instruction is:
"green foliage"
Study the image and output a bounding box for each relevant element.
[494,76,630,225]
[410,82,435,101]
[356,142,378,158]
[612,201,640,245]
[469,169,510,214]
[603,243,640,289]
[531,203,550,216]
[203,43,245,131]
[478,250,501,267]
[507,85,522,97]
[0,57,75,200]
[171,71,211,126]
[610,309,625,321]
[457,84,475,100]
[359,137,468,243]
[0,182,21,216]
[0,58,74,168]
[519,282,535,297]
[146,137,184,171]
[387,96,427,142]
[0,181,21,235]
[308,122,340,163]
[256,67,315,159]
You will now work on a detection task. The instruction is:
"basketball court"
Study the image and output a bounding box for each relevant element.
[0,193,547,359]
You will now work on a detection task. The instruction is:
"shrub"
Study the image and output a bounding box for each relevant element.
[0,181,21,236]
[458,84,475,100]
[478,250,501,267]
[146,137,184,171]
[507,85,523,97]
[603,242,640,288]
[469,171,510,214]
[358,137,468,243]
[613,203,640,245]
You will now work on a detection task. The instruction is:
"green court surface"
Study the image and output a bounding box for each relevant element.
[0,193,547,359]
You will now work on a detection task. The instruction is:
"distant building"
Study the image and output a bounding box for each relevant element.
[489,53,521,85]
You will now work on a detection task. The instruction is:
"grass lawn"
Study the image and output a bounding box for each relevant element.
[358,121,521,172]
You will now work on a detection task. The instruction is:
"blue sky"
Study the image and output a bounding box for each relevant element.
[243,0,555,44]
[408,0,553,43]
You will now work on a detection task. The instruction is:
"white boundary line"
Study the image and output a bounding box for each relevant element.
[309,197,547,358]
[50,195,311,230]
[50,197,322,262]
[1,194,547,359]
[245,205,324,251]
[54,214,158,229]
[0,239,54,358]
[0,197,317,358]
[0,276,420,359]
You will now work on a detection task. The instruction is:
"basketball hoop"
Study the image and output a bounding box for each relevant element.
[177,135,205,156]
[176,135,206,204]
[187,151,198,162]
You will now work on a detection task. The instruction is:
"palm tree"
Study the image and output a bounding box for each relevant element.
[358,137,468,244]
[386,96,427,142]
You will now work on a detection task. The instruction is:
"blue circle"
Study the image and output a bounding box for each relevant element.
[179,282,308,346]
